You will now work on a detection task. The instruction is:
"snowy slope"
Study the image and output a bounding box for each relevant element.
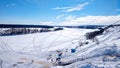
[0,26,120,68]
[63,26,120,68]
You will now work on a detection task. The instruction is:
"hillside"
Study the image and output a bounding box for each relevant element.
[0,25,120,68]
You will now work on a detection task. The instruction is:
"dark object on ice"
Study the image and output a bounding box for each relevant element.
[58,52,63,57]
[56,57,61,62]
[56,52,62,61]
[55,50,63,65]
[71,48,76,53]
[58,61,73,66]
[85,41,89,44]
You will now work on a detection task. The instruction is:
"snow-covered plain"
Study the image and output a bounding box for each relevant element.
[0,26,120,68]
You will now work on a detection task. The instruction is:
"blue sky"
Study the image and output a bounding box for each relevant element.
[0,0,120,25]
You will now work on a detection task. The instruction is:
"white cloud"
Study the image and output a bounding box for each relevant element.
[39,15,120,26]
[52,7,71,10]
[66,2,89,12]
[65,15,76,21]
[59,15,120,26]
[53,2,89,12]
[56,15,65,19]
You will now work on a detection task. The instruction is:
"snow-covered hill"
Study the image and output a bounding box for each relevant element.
[0,26,120,68]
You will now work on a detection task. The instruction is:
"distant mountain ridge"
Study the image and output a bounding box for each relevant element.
[0,24,105,29]
[0,24,54,28]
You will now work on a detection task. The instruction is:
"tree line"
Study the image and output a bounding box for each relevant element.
[0,27,64,36]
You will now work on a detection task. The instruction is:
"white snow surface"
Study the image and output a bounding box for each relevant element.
[0,27,120,68]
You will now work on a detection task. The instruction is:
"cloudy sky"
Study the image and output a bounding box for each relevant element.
[0,0,120,25]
